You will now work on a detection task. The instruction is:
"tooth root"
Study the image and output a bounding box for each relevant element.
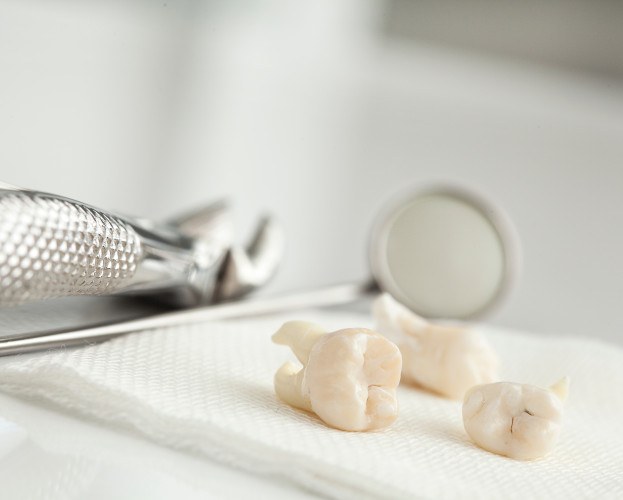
[549,376,570,403]
[373,293,429,340]
[274,361,312,412]
[271,321,326,364]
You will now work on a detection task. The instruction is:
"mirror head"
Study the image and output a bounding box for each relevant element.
[369,184,520,319]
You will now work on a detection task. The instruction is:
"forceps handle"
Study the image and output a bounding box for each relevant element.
[0,189,145,307]
[0,282,373,356]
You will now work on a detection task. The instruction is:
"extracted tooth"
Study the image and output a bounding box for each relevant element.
[462,379,569,460]
[373,293,498,400]
[272,322,402,431]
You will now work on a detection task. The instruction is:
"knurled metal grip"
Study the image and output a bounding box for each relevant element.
[0,190,143,306]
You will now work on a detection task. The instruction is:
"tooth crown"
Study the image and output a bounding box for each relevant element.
[462,380,567,460]
[374,293,498,399]
[272,322,402,432]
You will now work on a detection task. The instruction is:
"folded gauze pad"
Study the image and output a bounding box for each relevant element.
[0,311,620,499]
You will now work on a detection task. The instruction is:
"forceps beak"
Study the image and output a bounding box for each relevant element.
[215,216,285,301]
[169,201,284,302]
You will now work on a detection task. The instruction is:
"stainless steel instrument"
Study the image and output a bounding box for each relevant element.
[0,182,520,356]
[0,182,284,308]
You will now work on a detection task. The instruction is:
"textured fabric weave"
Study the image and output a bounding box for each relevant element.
[0,311,621,499]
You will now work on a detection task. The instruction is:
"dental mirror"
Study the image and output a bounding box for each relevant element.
[369,185,518,319]
[0,183,519,355]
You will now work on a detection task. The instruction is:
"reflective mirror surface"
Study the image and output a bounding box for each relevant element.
[371,187,518,319]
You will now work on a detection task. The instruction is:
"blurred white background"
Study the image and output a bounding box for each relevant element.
[1,0,622,340]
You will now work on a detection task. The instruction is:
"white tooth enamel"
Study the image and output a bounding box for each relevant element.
[462,379,569,460]
[373,293,498,400]
[272,323,402,431]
